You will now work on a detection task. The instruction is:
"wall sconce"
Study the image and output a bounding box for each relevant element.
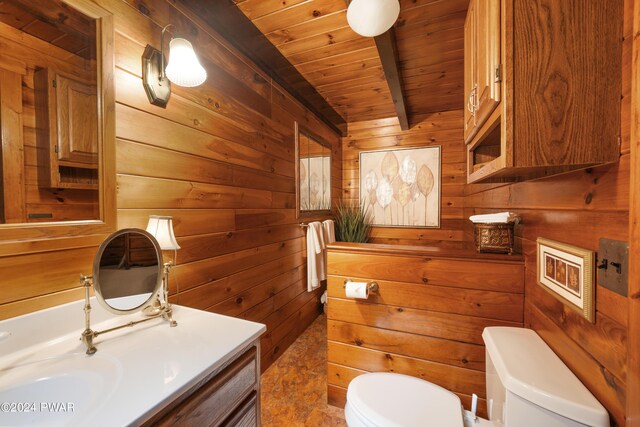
[144,215,180,318]
[142,24,207,108]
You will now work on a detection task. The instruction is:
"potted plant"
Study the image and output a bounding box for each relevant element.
[335,200,372,243]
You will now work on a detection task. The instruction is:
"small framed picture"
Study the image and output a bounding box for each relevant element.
[537,238,595,323]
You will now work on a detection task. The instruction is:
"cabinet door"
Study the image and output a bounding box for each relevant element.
[55,74,98,166]
[473,0,501,129]
[463,0,476,142]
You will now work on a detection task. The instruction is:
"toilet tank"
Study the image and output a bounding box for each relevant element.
[482,327,609,427]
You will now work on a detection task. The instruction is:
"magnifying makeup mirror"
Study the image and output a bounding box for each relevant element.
[79,228,176,355]
[93,228,163,314]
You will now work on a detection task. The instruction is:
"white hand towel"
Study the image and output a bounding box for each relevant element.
[469,212,519,224]
[322,220,336,281]
[323,220,336,244]
[306,222,325,291]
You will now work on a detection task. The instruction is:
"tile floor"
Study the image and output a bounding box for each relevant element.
[260,314,347,426]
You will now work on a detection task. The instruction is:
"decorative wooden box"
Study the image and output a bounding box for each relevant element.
[474,223,514,254]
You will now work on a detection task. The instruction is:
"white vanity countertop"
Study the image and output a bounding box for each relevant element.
[0,299,266,426]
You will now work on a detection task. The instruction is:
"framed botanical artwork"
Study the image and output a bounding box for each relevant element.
[536,237,595,322]
[359,146,441,228]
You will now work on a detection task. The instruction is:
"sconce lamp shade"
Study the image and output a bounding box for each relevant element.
[146,215,181,250]
[347,0,400,37]
[165,38,207,87]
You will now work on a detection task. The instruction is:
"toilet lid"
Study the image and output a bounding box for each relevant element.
[347,373,464,427]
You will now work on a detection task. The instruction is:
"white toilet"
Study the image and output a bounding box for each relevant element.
[344,327,609,427]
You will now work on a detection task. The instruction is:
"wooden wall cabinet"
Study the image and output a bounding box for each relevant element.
[34,68,99,190]
[466,0,622,183]
[464,0,501,143]
[144,344,260,427]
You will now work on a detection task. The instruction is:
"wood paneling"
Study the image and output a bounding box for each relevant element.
[463,1,633,424]
[343,110,466,245]
[627,0,640,424]
[0,0,96,60]
[0,0,342,374]
[236,0,393,123]
[326,244,524,415]
[236,0,468,124]
[0,21,98,223]
[395,0,468,117]
[172,0,346,135]
[0,67,26,223]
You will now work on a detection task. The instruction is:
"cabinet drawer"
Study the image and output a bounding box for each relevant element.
[222,391,258,427]
[151,346,258,427]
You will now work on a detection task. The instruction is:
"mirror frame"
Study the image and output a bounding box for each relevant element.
[92,228,163,315]
[0,0,115,256]
[295,121,333,218]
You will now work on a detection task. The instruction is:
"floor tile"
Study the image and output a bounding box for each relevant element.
[261,314,346,427]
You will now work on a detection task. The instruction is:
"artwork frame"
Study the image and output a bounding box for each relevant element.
[359,146,441,228]
[536,237,595,323]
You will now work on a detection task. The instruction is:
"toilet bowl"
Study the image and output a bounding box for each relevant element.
[344,372,493,427]
[344,327,609,427]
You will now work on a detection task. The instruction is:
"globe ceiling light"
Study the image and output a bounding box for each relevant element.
[347,0,400,37]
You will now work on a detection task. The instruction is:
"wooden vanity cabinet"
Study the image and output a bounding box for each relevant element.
[34,68,99,190]
[144,344,261,427]
[464,0,501,143]
[465,0,622,183]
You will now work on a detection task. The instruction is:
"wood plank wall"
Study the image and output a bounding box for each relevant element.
[0,0,342,372]
[337,2,632,423]
[325,243,524,417]
[342,110,466,246]
[627,0,640,424]
[462,1,633,424]
[0,22,98,223]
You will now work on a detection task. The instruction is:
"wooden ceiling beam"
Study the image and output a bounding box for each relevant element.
[374,28,409,130]
[344,0,410,129]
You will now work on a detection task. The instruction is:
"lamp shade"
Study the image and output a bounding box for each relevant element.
[146,215,181,250]
[347,0,400,37]
[165,38,207,87]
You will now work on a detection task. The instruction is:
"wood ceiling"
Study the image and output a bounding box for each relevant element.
[235,0,468,126]
[0,0,96,60]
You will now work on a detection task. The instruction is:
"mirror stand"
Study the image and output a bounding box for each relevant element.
[79,273,176,355]
[142,261,177,327]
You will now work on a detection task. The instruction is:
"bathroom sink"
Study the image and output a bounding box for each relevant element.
[0,301,265,426]
[0,352,121,426]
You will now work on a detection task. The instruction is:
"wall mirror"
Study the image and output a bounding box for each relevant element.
[93,229,162,313]
[295,122,332,216]
[0,0,115,246]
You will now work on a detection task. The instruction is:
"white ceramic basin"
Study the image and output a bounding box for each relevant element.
[0,350,121,426]
[0,300,265,426]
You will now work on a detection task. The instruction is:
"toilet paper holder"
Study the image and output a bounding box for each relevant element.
[343,279,379,293]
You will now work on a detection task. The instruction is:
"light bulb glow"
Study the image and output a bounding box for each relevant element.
[347,0,400,37]
[165,38,207,87]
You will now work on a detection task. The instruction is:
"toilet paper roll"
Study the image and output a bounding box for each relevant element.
[345,281,369,299]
